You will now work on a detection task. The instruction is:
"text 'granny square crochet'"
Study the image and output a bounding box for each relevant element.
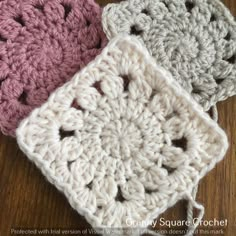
[17,35,228,236]
[102,0,236,111]
[0,0,107,136]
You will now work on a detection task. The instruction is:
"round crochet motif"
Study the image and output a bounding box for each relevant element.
[17,36,228,235]
[0,0,107,136]
[102,0,236,111]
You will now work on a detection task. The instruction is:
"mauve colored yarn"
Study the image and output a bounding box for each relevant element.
[0,0,107,136]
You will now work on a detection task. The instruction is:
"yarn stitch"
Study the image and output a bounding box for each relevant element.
[0,0,107,136]
[102,0,236,111]
[16,35,228,235]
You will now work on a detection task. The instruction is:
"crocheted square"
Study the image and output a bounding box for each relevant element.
[102,0,236,111]
[0,0,107,136]
[16,35,228,234]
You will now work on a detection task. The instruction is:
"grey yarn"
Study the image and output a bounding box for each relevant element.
[102,0,236,111]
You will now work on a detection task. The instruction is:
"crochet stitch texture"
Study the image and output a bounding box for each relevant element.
[17,35,228,235]
[0,0,107,136]
[102,0,236,111]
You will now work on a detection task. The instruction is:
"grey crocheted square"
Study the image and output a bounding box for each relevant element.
[102,0,236,111]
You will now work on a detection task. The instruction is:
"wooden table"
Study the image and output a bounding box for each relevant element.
[0,0,235,235]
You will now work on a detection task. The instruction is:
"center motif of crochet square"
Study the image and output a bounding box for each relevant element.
[16,35,228,233]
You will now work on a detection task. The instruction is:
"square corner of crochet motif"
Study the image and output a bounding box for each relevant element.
[16,35,228,230]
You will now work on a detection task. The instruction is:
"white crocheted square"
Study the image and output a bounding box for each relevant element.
[102,0,236,111]
[16,35,228,233]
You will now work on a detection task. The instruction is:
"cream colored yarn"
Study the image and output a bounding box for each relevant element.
[16,35,228,236]
[102,0,236,111]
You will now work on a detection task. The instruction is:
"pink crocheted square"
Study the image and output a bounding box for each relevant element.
[0,0,107,136]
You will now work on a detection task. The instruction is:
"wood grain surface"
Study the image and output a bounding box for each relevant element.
[0,0,235,235]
